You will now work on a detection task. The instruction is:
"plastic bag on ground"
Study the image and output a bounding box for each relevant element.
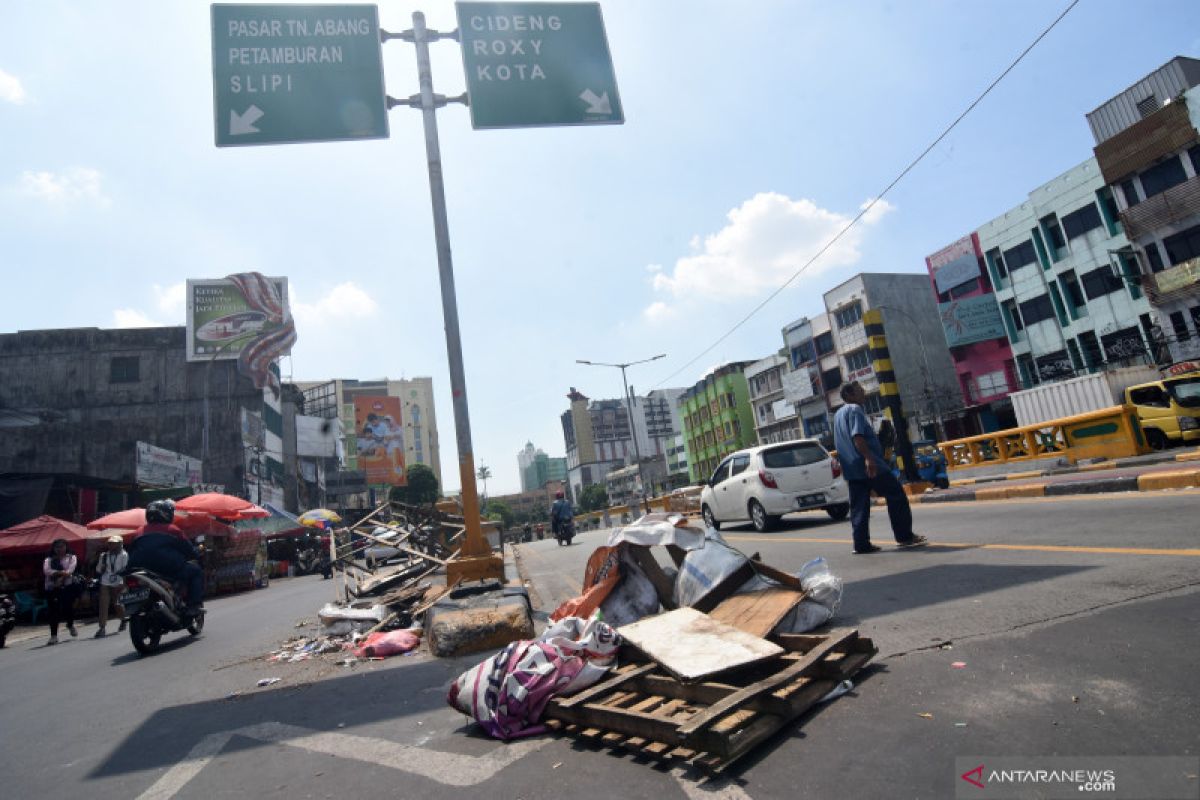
[673,529,751,608]
[772,557,844,635]
[353,628,421,658]
[606,513,705,550]
[446,615,621,740]
[318,602,386,635]
[599,547,660,627]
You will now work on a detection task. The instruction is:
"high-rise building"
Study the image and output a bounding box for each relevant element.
[781,314,838,443]
[1086,56,1200,364]
[745,353,800,445]
[679,361,757,483]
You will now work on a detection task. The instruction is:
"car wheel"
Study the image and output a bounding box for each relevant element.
[825,502,850,521]
[702,504,721,531]
[749,500,773,532]
[1145,428,1168,451]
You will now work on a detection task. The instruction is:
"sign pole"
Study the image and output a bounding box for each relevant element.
[407,11,501,584]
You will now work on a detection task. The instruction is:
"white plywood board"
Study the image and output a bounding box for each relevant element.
[617,607,784,681]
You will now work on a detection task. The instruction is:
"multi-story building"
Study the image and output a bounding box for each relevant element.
[516,441,539,488]
[488,479,566,524]
[0,326,312,525]
[781,314,837,443]
[745,353,800,445]
[977,158,1155,389]
[823,273,961,440]
[679,361,757,483]
[296,377,443,492]
[1087,56,1200,364]
[522,450,568,491]
[925,233,1018,433]
[664,432,689,486]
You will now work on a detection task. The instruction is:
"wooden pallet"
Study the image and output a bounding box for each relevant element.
[543,627,875,772]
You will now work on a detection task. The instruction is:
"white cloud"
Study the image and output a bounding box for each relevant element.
[642,300,678,324]
[648,192,894,304]
[20,167,111,207]
[0,68,25,104]
[292,282,378,325]
[113,308,165,328]
[154,282,186,318]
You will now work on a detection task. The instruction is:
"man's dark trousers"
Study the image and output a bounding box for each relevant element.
[847,470,914,551]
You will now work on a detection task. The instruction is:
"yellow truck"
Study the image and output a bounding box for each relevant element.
[1124,370,1200,450]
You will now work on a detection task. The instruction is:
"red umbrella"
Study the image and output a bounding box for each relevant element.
[0,515,106,557]
[86,508,229,537]
[176,493,270,520]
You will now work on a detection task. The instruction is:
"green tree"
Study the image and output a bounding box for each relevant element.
[579,484,608,512]
[486,499,514,529]
[476,464,492,508]
[389,463,439,506]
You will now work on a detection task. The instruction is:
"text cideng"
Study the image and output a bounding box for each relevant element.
[467,14,561,32]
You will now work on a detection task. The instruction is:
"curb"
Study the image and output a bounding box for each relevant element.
[915,469,1200,504]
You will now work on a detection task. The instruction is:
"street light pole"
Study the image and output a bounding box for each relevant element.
[576,354,666,512]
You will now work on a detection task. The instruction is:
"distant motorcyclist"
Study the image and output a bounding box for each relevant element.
[128,499,205,614]
[550,491,573,538]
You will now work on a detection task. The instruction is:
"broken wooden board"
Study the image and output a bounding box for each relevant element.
[350,559,428,597]
[617,607,784,682]
[709,587,806,639]
[544,627,876,773]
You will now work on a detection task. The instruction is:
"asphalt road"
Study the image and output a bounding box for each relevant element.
[2,492,1197,800]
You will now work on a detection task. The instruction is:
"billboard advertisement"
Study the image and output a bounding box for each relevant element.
[186,275,291,362]
[135,442,202,488]
[927,234,982,294]
[353,396,406,486]
[939,294,1007,348]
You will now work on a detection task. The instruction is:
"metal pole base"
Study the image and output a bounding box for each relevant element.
[446,553,505,585]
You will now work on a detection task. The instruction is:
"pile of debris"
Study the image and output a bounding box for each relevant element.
[447,513,874,772]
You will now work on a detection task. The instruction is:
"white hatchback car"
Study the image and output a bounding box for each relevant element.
[700,439,850,532]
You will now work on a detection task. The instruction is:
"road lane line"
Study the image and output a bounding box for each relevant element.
[136,721,549,798]
[724,535,1200,557]
[670,765,754,799]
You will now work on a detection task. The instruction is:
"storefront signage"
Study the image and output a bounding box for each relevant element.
[136,442,203,488]
[934,251,979,294]
[939,294,1007,347]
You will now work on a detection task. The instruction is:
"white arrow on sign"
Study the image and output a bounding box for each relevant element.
[579,89,612,114]
[229,105,264,135]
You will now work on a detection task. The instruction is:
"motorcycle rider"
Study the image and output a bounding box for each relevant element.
[127,499,205,615]
[550,491,573,540]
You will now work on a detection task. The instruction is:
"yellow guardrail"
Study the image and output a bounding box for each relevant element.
[940,405,1149,470]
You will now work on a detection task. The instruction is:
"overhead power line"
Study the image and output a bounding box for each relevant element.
[654,0,1081,388]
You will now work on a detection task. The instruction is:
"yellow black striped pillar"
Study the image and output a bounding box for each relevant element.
[863,309,917,481]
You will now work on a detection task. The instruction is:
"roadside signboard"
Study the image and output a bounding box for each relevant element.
[186,276,290,362]
[938,294,1007,348]
[455,1,623,129]
[136,442,203,488]
[211,4,389,146]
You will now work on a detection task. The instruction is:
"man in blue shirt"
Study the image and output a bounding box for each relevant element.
[832,381,928,554]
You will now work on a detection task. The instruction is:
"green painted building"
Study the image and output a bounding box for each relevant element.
[522,452,568,491]
[680,361,758,483]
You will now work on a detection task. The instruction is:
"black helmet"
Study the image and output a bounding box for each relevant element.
[146,499,176,524]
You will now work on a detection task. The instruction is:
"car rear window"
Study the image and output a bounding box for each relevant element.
[761,443,826,469]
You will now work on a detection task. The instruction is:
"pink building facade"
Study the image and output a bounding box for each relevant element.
[925,233,1018,434]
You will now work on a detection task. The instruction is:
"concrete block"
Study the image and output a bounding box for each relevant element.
[1137,469,1200,492]
[920,490,976,504]
[1044,475,1138,496]
[1076,460,1117,472]
[1175,449,1200,462]
[425,589,534,659]
[1004,470,1045,481]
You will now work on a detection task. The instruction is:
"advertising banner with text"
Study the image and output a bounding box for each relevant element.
[353,396,406,486]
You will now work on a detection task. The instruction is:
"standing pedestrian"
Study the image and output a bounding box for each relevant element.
[43,538,79,644]
[94,534,128,638]
[832,382,929,555]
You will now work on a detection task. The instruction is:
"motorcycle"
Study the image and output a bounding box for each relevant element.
[0,593,15,648]
[555,519,576,546]
[120,567,204,655]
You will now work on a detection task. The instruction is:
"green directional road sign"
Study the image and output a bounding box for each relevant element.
[211,4,389,147]
[455,2,623,129]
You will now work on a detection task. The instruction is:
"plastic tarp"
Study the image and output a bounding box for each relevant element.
[605,513,705,550]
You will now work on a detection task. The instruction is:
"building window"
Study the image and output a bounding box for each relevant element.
[1135,94,1159,118]
[110,356,140,383]
[1040,213,1066,250]
[821,367,842,391]
[1003,300,1023,332]
[844,348,872,373]
[1078,331,1102,367]
[987,248,1008,279]
[1080,266,1123,300]
[1170,311,1192,343]
[833,301,863,329]
[1002,240,1038,273]
[1061,270,1086,310]
[1163,222,1200,266]
[1119,178,1140,208]
[815,331,835,356]
[1189,144,1200,176]
[1139,156,1187,199]
[1191,306,1200,335]
[1018,294,1055,326]
[976,370,1008,397]
[862,393,883,414]
[1145,244,1165,273]
[1060,203,1103,240]
[790,339,815,367]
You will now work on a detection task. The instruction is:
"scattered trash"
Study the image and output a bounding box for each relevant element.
[294,619,310,628]
[337,723,345,728]
[951,661,967,669]
[551,762,563,770]
[353,628,421,659]
[819,679,854,703]
[940,644,954,650]
[955,722,968,728]
[257,677,282,687]
[1072,695,1080,703]
[918,713,934,719]
[226,692,241,700]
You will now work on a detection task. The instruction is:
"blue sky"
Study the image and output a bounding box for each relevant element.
[3,1,1199,495]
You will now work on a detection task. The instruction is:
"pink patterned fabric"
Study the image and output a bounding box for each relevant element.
[225,272,296,395]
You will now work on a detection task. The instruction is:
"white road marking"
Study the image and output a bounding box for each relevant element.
[136,721,548,799]
[670,766,755,800]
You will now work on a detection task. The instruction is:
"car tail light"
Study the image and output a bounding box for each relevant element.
[831,458,842,479]
[125,577,141,591]
[758,469,778,489]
